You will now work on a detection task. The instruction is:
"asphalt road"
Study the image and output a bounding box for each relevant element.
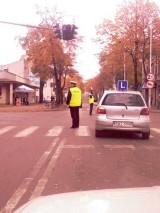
[0,104,160,212]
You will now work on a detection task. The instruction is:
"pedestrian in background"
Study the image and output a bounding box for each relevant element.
[66,81,82,128]
[89,93,94,115]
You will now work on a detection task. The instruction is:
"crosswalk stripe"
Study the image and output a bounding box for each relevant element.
[75,126,90,136]
[14,126,39,138]
[0,126,16,136]
[151,128,160,134]
[46,126,63,137]
[0,126,160,138]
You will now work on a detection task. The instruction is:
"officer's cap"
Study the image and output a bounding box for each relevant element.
[70,80,77,85]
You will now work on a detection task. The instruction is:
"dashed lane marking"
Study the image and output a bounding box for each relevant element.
[29,138,66,200]
[1,138,59,213]
[104,144,136,150]
[64,145,94,149]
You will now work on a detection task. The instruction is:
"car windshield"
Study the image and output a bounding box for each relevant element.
[102,93,145,107]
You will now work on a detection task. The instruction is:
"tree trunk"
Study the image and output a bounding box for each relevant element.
[39,79,45,103]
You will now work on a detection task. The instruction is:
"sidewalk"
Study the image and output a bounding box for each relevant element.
[150,106,160,113]
[0,103,159,113]
[0,104,67,112]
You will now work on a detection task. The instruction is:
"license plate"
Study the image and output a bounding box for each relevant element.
[113,121,133,128]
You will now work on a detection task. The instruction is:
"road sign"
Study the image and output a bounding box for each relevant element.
[146,80,154,89]
[146,73,155,81]
[117,80,128,90]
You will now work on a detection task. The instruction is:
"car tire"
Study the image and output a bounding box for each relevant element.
[95,130,103,137]
[142,131,150,140]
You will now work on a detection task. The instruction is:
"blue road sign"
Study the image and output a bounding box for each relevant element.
[117,80,128,90]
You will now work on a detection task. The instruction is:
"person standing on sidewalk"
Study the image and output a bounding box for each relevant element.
[66,81,82,128]
[89,93,94,115]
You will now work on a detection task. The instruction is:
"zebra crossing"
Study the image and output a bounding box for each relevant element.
[0,125,91,137]
[0,125,159,138]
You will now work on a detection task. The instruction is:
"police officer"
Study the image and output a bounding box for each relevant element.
[66,81,82,128]
[89,93,94,115]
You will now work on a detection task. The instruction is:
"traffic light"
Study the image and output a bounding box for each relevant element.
[62,24,72,40]
[62,24,78,40]
[71,24,78,39]
[53,24,62,39]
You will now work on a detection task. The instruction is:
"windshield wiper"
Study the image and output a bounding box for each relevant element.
[113,103,128,109]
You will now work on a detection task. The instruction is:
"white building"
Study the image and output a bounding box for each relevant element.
[0,55,39,105]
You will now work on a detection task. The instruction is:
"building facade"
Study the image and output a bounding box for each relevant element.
[0,55,39,105]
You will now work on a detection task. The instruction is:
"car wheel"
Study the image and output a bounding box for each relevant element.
[142,131,150,140]
[95,130,103,137]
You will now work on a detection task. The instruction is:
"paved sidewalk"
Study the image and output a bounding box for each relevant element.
[0,104,67,112]
[150,107,160,113]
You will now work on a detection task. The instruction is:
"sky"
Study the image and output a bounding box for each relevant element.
[0,0,160,80]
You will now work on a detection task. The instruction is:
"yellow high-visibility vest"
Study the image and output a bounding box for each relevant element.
[89,95,94,104]
[69,87,82,107]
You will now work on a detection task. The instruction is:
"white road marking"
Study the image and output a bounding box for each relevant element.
[46,126,63,136]
[151,128,160,134]
[64,145,94,149]
[75,126,90,136]
[0,126,16,136]
[142,146,160,150]
[1,138,59,213]
[104,144,135,150]
[29,138,66,200]
[14,126,39,137]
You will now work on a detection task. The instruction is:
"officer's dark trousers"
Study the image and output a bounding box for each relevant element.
[89,103,93,115]
[70,107,79,127]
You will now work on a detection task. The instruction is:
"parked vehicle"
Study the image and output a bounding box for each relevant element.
[95,90,150,139]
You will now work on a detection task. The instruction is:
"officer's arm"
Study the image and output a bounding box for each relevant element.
[66,90,71,105]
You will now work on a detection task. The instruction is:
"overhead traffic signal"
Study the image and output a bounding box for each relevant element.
[53,23,78,40]
[71,24,78,39]
[62,24,78,40]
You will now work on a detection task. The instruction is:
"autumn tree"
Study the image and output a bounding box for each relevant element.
[95,0,160,98]
[19,6,82,105]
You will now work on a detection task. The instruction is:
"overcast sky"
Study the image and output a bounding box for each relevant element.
[0,0,160,80]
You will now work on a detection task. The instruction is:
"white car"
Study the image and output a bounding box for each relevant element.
[14,186,160,213]
[95,90,150,139]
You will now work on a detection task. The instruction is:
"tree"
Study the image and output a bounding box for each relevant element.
[19,6,82,105]
[95,0,160,96]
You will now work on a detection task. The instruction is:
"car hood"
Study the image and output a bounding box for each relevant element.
[14,186,160,213]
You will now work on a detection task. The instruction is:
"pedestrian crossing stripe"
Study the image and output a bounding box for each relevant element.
[14,126,39,138]
[75,126,90,136]
[46,126,63,137]
[0,126,159,138]
[151,128,160,134]
[0,126,16,136]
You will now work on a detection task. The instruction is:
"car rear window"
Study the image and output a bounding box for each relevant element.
[102,93,145,107]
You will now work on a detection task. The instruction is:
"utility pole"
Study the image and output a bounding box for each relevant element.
[148,20,152,108]
[124,52,126,80]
